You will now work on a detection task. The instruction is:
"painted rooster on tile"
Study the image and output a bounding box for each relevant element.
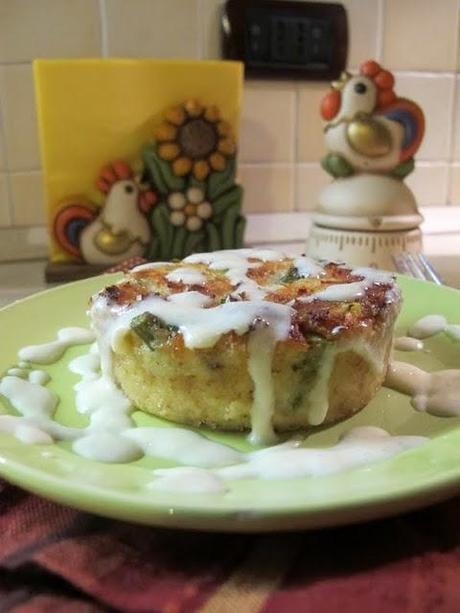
[53,99,244,265]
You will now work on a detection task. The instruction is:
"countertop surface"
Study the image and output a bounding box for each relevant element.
[0,250,459,308]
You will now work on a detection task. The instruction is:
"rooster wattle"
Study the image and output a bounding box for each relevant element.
[320,60,424,178]
[54,161,157,265]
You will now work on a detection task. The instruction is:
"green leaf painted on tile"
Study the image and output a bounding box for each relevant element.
[143,143,185,194]
[146,234,160,260]
[235,216,246,248]
[212,185,243,221]
[188,176,207,192]
[221,203,241,249]
[171,225,188,260]
[150,203,173,260]
[206,222,221,252]
[207,157,237,201]
[184,229,206,257]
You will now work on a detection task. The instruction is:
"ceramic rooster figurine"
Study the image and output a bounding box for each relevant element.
[307,60,426,269]
[54,161,156,265]
[320,60,424,179]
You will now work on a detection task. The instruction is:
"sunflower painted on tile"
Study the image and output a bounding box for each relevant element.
[155,100,236,181]
[142,98,245,261]
[50,98,245,267]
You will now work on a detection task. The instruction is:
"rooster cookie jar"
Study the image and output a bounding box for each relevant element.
[307,60,425,269]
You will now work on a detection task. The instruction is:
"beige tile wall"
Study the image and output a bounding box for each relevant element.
[0,0,459,246]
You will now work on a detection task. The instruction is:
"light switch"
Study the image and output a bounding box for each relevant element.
[222,0,348,81]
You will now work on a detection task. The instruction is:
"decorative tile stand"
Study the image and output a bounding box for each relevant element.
[34,59,244,281]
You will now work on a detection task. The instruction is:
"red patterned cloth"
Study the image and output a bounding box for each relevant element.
[1,479,460,612]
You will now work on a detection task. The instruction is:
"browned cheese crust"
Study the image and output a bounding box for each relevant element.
[93,254,401,432]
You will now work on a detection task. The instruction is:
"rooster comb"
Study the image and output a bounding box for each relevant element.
[96,160,134,194]
[360,60,397,110]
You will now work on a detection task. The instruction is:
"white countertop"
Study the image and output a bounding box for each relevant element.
[0,247,459,309]
[1,207,460,306]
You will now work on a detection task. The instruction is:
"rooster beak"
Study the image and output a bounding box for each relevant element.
[331,71,351,91]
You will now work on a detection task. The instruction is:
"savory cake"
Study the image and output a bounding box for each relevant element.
[89,249,401,444]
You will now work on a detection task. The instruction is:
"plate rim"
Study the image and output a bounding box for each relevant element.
[1,273,460,531]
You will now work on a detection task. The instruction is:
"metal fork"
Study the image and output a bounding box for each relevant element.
[392,252,444,285]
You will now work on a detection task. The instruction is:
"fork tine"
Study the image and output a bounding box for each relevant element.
[405,253,429,281]
[392,252,443,285]
[416,253,444,285]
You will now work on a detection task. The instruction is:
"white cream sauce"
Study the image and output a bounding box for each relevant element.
[0,415,53,445]
[90,249,401,445]
[0,340,429,492]
[18,327,95,364]
[167,291,212,308]
[0,376,58,418]
[0,251,434,495]
[145,427,426,491]
[124,427,243,467]
[247,326,278,445]
[217,427,426,480]
[299,268,396,305]
[7,368,27,378]
[131,261,170,272]
[394,337,424,352]
[93,295,292,353]
[409,315,447,339]
[293,256,325,278]
[385,361,460,417]
[165,267,206,285]
[73,432,143,463]
[150,467,227,494]
[28,370,51,385]
[307,345,337,425]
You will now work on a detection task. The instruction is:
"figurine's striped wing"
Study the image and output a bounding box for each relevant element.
[380,98,425,162]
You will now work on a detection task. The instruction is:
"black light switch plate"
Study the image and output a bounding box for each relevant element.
[222,0,348,80]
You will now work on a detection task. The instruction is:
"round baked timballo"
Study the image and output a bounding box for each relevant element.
[90,249,401,444]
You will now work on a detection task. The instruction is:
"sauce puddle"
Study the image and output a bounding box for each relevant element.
[3,305,460,496]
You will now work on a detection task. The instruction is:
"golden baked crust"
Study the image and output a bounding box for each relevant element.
[91,250,401,434]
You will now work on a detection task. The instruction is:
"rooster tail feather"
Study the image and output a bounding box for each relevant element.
[54,204,96,258]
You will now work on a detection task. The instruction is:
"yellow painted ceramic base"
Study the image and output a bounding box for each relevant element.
[34,59,243,263]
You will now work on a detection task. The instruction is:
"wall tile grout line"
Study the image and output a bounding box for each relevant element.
[0,67,15,226]
[98,0,109,57]
[197,0,205,60]
[292,84,300,211]
[445,0,460,204]
[376,0,385,62]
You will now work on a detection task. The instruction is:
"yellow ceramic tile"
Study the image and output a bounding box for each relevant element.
[200,0,225,59]
[406,164,449,207]
[105,0,200,58]
[295,164,331,211]
[0,174,11,227]
[240,83,296,163]
[0,65,40,171]
[34,59,243,262]
[342,0,380,68]
[10,172,46,226]
[449,165,460,205]
[383,0,459,71]
[297,83,329,163]
[0,0,101,63]
[395,74,454,161]
[238,165,294,213]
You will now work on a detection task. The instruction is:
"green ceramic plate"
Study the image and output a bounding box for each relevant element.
[1,275,460,532]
